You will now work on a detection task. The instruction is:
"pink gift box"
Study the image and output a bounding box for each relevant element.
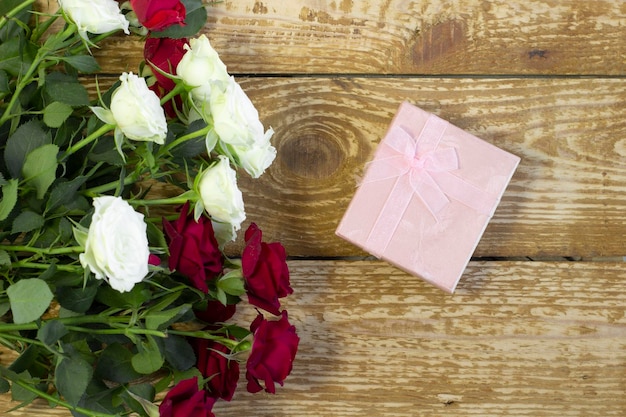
[336,102,520,293]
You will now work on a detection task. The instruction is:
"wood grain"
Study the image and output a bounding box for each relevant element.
[2,260,625,416]
[90,0,626,76]
[19,2,626,417]
[36,0,626,75]
[204,76,626,259]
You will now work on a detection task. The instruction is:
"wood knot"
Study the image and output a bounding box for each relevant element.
[252,1,268,14]
[529,49,548,59]
[280,135,343,180]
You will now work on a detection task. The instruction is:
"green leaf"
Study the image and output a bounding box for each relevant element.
[96,284,151,310]
[11,211,44,234]
[0,179,18,221]
[56,283,99,313]
[215,287,227,306]
[0,250,11,266]
[4,120,50,179]
[7,345,49,382]
[146,221,168,253]
[22,144,59,199]
[45,72,89,107]
[160,335,195,371]
[0,37,34,76]
[122,383,157,417]
[0,70,9,94]
[131,336,164,375]
[217,269,246,296]
[55,355,93,406]
[151,0,207,39]
[45,176,88,214]
[43,102,73,128]
[59,55,100,73]
[0,302,10,317]
[37,320,68,347]
[95,343,142,384]
[145,304,191,330]
[0,377,9,394]
[6,278,54,324]
[10,372,38,403]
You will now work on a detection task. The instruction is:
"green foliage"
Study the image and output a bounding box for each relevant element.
[132,336,164,375]
[11,210,45,234]
[4,121,50,179]
[56,355,94,406]
[45,72,90,107]
[6,278,54,324]
[0,178,18,221]
[43,101,73,128]
[0,1,295,415]
[22,144,59,199]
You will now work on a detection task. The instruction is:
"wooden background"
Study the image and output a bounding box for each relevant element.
[3,0,626,416]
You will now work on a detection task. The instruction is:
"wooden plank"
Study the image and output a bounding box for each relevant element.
[81,0,626,76]
[2,260,625,416]
[35,0,626,75]
[207,76,625,259]
[51,74,626,258]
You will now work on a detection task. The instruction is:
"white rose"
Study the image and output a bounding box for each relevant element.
[93,72,167,145]
[210,76,272,148]
[59,0,130,41]
[225,128,276,178]
[78,196,150,293]
[176,35,230,102]
[211,220,237,249]
[196,155,246,233]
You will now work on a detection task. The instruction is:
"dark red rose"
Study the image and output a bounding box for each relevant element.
[193,338,240,401]
[246,311,299,394]
[148,254,161,266]
[144,37,187,92]
[194,299,237,325]
[163,202,223,293]
[159,377,216,417]
[144,37,187,117]
[242,223,292,316]
[130,0,186,31]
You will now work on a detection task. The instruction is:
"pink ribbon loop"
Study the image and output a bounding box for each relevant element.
[363,114,498,257]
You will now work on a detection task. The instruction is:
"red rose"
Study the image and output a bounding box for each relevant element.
[194,299,236,324]
[144,37,187,117]
[246,311,299,394]
[130,0,186,31]
[144,37,187,92]
[159,377,216,417]
[163,202,223,293]
[193,338,240,401]
[242,223,292,316]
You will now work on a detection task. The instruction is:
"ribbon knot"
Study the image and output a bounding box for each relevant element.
[364,125,461,219]
[362,114,497,258]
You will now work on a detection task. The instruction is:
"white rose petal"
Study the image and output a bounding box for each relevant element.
[79,196,150,293]
[210,77,272,148]
[226,128,276,178]
[197,156,246,234]
[59,0,130,41]
[110,72,167,144]
[211,220,238,249]
[176,35,230,102]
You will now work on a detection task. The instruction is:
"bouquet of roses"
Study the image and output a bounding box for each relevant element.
[0,1,299,416]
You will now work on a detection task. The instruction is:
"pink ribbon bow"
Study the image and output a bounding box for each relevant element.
[363,114,497,257]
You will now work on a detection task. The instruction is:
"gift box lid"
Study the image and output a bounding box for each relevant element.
[336,102,520,293]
